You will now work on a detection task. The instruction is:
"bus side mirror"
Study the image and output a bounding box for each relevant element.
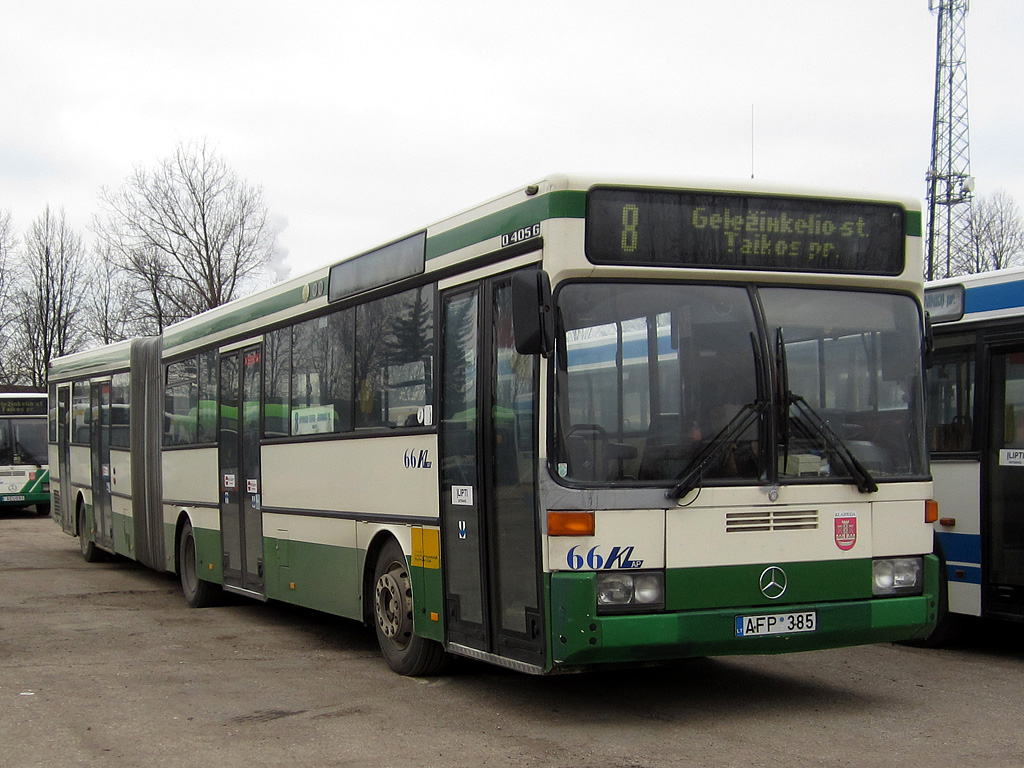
[512,270,554,358]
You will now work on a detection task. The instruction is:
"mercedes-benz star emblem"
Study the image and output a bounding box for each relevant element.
[759,566,788,600]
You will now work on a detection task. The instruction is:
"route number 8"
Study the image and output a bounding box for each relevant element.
[621,204,639,253]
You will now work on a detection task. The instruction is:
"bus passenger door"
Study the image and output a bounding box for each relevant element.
[56,384,74,535]
[986,345,1024,618]
[439,272,545,668]
[90,380,114,550]
[218,346,265,598]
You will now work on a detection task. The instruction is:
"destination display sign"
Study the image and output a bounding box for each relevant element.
[924,284,965,323]
[585,188,905,275]
[0,397,46,416]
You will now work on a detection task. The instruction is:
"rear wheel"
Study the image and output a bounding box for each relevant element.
[372,538,447,676]
[178,521,219,608]
[77,504,101,563]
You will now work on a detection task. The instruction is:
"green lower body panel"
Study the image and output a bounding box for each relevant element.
[548,555,939,670]
[192,525,223,582]
[112,511,135,559]
[263,537,361,619]
[161,519,223,578]
[411,562,445,643]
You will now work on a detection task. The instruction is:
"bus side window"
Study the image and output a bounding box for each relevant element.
[933,417,973,452]
[927,348,975,453]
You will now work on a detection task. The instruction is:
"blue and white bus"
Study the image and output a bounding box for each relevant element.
[926,266,1024,631]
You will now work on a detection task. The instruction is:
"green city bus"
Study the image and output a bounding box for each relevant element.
[0,390,50,515]
[49,175,938,674]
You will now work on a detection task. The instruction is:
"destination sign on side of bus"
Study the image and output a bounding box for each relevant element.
[0,397,47,416]
[924,284,965,323]
[585,188,905,275]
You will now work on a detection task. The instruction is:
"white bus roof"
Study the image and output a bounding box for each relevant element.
[51,174,923,377]
[926,266,1024,325]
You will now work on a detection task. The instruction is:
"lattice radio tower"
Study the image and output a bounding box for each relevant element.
[926,0,974,280]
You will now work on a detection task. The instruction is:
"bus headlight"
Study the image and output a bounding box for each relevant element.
[872,557,923,596]
[596,571,665,613]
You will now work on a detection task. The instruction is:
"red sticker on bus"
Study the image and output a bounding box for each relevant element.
[834,513,857,551]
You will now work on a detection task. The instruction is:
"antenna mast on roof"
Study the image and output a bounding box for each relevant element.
[926,0,974,280]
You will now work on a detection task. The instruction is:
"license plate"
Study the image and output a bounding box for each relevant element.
[2,495,25,502]
[735,611,817,637]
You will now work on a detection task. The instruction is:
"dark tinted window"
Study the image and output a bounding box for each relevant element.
[110,372,131,449]
[355,287,433,429]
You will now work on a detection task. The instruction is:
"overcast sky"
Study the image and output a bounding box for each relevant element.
[3,1,1022,281]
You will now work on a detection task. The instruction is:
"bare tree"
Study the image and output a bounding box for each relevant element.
[82,243,138,345]
[953,190,1024,275]
[95,140,278,332]
[0,211,19,384]
[13,206,88,387]
[0,210,14,303]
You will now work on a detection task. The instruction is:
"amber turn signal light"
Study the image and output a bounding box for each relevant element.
[547,511,595,536]
[925,499,939,524]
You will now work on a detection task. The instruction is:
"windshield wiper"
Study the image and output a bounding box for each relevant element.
[786,393,878,494]
[666,400,766,500]
[773,325,877,493]
[775,328,791,475]
[16,445,42,468]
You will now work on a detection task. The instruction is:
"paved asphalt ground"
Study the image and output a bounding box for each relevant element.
[3,508,1024,768]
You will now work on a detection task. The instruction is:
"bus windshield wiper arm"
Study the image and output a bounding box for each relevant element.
[786,393,878,494]
[16,446,41,468]
[666,400,766,501]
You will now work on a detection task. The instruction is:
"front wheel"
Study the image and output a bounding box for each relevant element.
[372,539,447,676]
[178,520,220,608]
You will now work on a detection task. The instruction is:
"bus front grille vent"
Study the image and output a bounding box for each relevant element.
[726,509,819,533]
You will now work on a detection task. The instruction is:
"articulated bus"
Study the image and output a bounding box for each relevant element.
[925,267,1024,632]
[0,389,49,515]
[49,175,938,675]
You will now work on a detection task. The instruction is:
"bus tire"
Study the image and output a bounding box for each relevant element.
[178,520,219,609]
[77,504,102,563]
[372,538,447,676]
[36,502,50,517]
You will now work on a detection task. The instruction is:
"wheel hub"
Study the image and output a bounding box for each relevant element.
[375,570,405,640]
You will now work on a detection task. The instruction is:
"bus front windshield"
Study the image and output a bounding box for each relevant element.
[554,283,926,489]
[0,418,48,467]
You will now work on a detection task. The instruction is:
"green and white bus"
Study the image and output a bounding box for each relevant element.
[49,174,939,675]
[0,389,49,515]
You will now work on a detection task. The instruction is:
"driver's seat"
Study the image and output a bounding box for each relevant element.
[564,424,608,481]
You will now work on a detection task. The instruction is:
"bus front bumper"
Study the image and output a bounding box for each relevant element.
[548,567,938,670]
